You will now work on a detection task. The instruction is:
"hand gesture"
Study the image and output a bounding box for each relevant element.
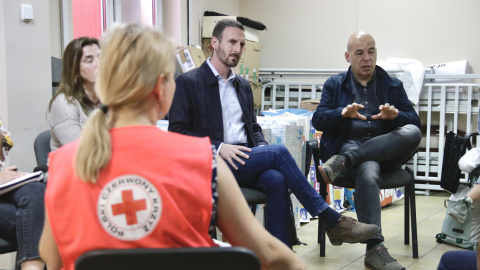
[371,103,399,120]
[219,144,251,170]
[0,165,27,185]
[341,103,367,120]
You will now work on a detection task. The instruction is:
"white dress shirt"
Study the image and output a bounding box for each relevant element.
[206,58,247,152]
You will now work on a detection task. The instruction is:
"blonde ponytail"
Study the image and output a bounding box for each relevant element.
[72,23,174,183]
[75,108,110,183]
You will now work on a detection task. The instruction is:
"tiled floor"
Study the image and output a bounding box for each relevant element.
[293,191,463,269]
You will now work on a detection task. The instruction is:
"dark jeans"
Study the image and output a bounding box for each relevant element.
[334,124,422,241]
[0,182,45,264]
[437,250,477,270]
[226,144,330,246]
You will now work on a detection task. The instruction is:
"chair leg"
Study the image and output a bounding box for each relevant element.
[317,219,326,257]
[406,167,419,259]
[288,195,301,247]
[404,183,410,245]
[317,166,328,257]
[409,172,419,258]
[15,252,20,270]
[311,145,327,257]
[250,204,257,215]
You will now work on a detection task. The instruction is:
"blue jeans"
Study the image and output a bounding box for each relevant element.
[0,182,45,264]
[334,124,422,241]
[226,144,330,245]
[437,250,477,270]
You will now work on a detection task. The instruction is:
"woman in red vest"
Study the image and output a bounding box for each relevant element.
[39,23,305,270]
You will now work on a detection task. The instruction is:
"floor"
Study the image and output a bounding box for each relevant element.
[0,250,15,269]
[293,191,463,269]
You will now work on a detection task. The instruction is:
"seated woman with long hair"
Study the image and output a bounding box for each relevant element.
[39,23,306,270]
[47,37,100,151]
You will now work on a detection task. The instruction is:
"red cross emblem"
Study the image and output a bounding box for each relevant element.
[111,189,147,225]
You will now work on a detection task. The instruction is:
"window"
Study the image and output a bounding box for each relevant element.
[69,0,158,40]
[103,0,158,30]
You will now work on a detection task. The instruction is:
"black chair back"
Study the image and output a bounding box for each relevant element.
[75,247,261,270]
[0,238,19,270]
[33,130,51,170]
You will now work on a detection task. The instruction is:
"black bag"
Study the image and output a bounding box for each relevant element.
[203,11,267,31]
[237,17,267,31]
[441,131,472,193]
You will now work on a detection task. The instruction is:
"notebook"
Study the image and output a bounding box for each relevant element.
[0,171,44,195]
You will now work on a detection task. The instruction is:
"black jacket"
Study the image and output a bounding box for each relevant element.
[312,65,421,161]
[168,61,267,149]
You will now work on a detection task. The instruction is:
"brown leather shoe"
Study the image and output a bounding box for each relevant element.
[326,216,380,246]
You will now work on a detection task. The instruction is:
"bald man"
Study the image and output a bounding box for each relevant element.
[312,32,422,270]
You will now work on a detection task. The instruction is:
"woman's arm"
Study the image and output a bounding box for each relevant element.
[39,207,62,270]
[215,158,306,270]
[48,95,85,147]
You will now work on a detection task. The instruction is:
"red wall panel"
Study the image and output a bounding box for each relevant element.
[72,0,103,39]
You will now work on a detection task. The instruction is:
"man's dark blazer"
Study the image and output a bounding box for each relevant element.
[168,61,267,150]
[312,65,421,161]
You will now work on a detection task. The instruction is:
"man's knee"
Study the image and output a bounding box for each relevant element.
[16,182,46,206]
[356,163,382,187]
[265,144,290,156]
[437,250,476,270]
[25,182,46,196]
[438,251,455,269]
[261,170,286,189]
[401,124,422,144]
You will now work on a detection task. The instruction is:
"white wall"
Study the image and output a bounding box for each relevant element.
[0,0,52,171]
[0,2,7,124]
[239,0,480,73]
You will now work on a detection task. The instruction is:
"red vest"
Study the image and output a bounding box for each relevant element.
[46,126,216,270]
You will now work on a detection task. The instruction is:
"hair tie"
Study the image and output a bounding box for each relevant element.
[100,104,109,114]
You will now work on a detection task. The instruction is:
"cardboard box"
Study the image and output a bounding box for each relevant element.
[202,16,237,38]
[174,46,206,74]
[300,99,320,111]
